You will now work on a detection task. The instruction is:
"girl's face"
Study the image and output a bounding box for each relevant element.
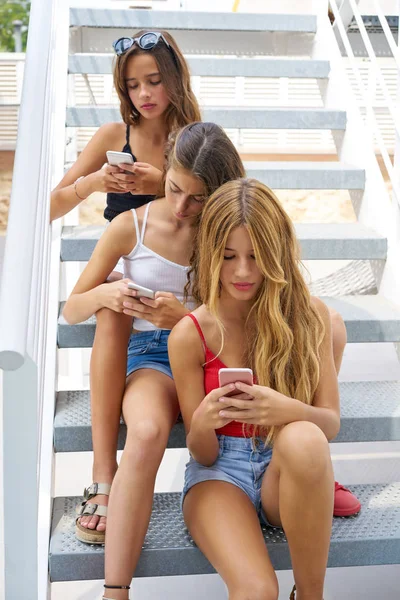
[165,168,207,221]
[125,53,170,121]
[220,226,264,301]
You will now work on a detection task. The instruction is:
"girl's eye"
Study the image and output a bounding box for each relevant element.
[150,80,161,86]
[192,197,205,204]
[169,186,179,194]
[223,256,234,260]
[128,85,138,90]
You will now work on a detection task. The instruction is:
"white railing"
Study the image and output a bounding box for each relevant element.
[0,0,69,598]
[330,0,400,206]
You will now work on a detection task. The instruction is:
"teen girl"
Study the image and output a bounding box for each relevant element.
[52,31,201,543]
[169,178,340,600]
[62,122,246,599]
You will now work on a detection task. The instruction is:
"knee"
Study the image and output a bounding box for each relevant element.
[329,307,347,353]
[94,307,131,342]
[275,421,330,481]
[232,577,279,600]
[125,420,166,465]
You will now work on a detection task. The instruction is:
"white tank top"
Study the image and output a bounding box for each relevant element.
[122,202,195,332]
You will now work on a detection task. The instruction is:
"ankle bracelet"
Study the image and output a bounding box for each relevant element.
[104,584,130,590]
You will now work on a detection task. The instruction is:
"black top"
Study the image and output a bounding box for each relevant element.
[104,125,156,221]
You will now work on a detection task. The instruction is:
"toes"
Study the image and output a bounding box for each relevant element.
[97,517,107,532]
[87,516,100,530]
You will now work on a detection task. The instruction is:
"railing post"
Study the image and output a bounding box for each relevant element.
[3,358,38,599]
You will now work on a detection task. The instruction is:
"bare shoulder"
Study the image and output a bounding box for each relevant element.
[310,295,330,325]
[105,210,136,252]
[96,122,126,144]
[168,307,206,362]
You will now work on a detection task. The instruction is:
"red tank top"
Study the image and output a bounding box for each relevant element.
[186,313,256,438]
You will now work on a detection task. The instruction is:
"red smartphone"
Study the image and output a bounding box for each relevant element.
[218,368,253,396]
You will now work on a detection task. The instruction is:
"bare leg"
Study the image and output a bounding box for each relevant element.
[329,307,347,374]
[104,369,179,599]
[262,421,334,600]
[79,308,133,533]
[184,481,279,600]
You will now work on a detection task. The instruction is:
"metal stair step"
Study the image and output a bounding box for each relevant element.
[53,381,400,453]
[68,55,330,78]
[57,296,400,348]
[66,106,347,130]
[60,223,384,262]
[49,483,400,581]
[69,9,317,33]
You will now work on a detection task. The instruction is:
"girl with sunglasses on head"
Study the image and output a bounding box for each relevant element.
[62,123,246,598]
[52,31,201,544]
[169,178,339,600]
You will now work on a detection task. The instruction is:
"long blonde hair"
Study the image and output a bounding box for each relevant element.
[196,179,325,444]
[113,30,201,130]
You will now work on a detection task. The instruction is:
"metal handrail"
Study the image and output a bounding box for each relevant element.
[0,0,62,370]
[330,0,400,206]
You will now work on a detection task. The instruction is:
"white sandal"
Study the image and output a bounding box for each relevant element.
[75,482,111,544]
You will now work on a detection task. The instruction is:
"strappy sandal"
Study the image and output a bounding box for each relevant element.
[76,482,111,545]
[290,585,296,599]
[103,583,130,599]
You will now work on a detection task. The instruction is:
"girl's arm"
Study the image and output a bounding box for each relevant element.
[62,211,136,325]
[168,317,234,466]
[50,123,127,222]
[222,298,340,440]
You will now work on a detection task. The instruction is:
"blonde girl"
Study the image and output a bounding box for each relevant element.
[169,179,339,600]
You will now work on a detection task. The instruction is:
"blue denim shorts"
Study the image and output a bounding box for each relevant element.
[181,434,277,526]
[126,329,172,379]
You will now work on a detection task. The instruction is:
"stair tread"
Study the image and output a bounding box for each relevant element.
[68,55,330,78]
[49,484,400,581]
[54,381,400,452]
[69,9,317,33]
[66,106,347,130]
[57,296,400,347]
[61,222,385,262]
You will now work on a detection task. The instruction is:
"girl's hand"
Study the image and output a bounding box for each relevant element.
[112,162,163,195]
[192,384,240,432]
[99,278,137,313]
[219,382,297,427]
[122,291,189,329]
[87,164,128,194]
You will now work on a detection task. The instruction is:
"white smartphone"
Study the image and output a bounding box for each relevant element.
[218,368,253,396]
[127,282,155,300]
[106,150,135,167]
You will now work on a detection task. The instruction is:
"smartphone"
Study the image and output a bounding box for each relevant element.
[218,368,253,396]
[127,282,155,300]
[106,150,135,167]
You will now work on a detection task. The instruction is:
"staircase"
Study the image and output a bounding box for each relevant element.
[47,2,400,595]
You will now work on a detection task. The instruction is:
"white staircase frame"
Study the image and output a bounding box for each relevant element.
[0,0,69,598]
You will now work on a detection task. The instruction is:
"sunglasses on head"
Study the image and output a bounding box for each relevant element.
[112,31,179,69]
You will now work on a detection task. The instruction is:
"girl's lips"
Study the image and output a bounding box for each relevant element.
[141,104,156,110]
[233,283,254,291]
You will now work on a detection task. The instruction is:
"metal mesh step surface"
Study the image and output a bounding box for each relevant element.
[69,9,317,33]
[57,295,400,348]
[60,222,385,263]
[66,106,347,130]
[50,484,400,581]
[68,55,330,78]
[54,381,400,453]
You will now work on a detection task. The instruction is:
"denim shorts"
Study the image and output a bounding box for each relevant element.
[182,434,277,527]
[126,329,172,379]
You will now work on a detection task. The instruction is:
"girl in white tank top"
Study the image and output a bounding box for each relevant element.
[63,123,246,598]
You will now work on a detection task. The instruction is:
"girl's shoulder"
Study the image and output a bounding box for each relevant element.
[94,122,127,147]
[169,306,208,363]
[310,295,330,321]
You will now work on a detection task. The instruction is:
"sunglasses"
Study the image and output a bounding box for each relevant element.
[112,32,179,69]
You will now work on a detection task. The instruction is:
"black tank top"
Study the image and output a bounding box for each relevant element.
[104,125,156,221]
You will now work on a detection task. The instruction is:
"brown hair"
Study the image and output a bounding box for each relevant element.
[113,30,201,130]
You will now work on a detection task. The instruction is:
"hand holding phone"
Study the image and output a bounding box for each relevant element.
[127,282,155,300]
[106,150,135,174]
[218,368,253,397]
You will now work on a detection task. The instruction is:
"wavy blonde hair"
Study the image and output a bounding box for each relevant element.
[195,179,325,444]
[113,30,201,129]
